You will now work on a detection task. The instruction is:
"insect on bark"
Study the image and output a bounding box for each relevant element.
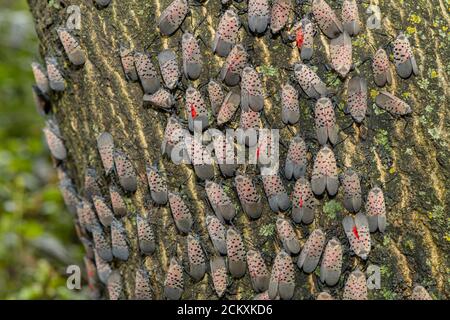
[281,83,299,125]
[294,63,329,99]
[248,0,270,35]
[182,32,203,80]
[205,180,236,223]
[343,269,368,300]
[297,228,326,273]
[158,0,189,36]
[291,177,316,224]
[311,0,343,39]
[393,33,418,79]
[342,0,361,36]
[57,27,86,66]
[164,257,184,300]
[213,9,241,57]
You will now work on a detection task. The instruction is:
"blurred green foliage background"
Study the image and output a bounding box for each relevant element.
[0,0,84,299]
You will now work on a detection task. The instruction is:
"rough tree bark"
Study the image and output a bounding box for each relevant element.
[28,0,449,300]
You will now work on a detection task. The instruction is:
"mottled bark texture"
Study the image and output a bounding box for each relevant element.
[28,0,449,300]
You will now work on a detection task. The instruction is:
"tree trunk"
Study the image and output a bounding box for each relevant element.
[27,0,449,300]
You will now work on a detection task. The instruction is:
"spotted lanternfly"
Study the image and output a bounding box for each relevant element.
[109,184,127,217]
[114,149,137,193]
[330,31,352,78]
[254,291,278,300]
[261,174,290,212]
[256,131,274,172]
[294,63,329,99]
[291,177,316,224]
[213,133,237,177]
[343,269,367,300]
[241,66,264,112]
[84,256,101,299]
[84,168,102,200]
[136,213,156,255]
[164,257,184,300]
[342,0,360,36]
[134,52,160,94]
[205,180,236,223]
[168,192,193,234]
[187,234,206,282]
[346,76,367,123]
[57,27,86,66]
[59,179,79,215]
[146,165,168,205]
[226,228,246,278]
[107,271,123,300]
[213,9,241,57]
[92,224,113,262]
[317,292,334,300]
[119,45,138,82]
[237,109,260,147]
[32,85,51,116]
[43,120,67,161]
[291,17,315,60]
[315,97,338,145]
[217,91,240,126]
[281,83,299,125]
[276,217,300,255]
[93,248,112,285]
[311,0,343,39]
[311,146,339,196]
[94,0,111,7]
[210,256,228,298]
[365,186,386,233]
[206,215,227,255]
[97,132,114,175]
[158,49,180,90]
[45,57,65,91]
[134,267,153,300]
[341,169,362,213]
[184,133,215,180]
[393,33,418,79]
[219,44,248,87]
[162,117,186,157]
[297,228,326,273]
[208,80,225,115]
[234,174,262,219]
[372,48,392,87]
[320,237,342,286]
[185,86,209,132]
[375,91,412,116]
[78,198,98,233]
[111,218,129,261]
[31,62,49,94]
[268,250,295,300]
[182,32,202,80]
[285,135,307,180]
[158,0,189,36]
[248,0,270,35]
[143,88,175,110]
[247,249,270,292]
[411,285,433,300]
[342,212,371,259]
[93,195,114,227]
[270,0,291,34]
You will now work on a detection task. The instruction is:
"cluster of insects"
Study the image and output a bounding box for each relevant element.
[30,0,432,300]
